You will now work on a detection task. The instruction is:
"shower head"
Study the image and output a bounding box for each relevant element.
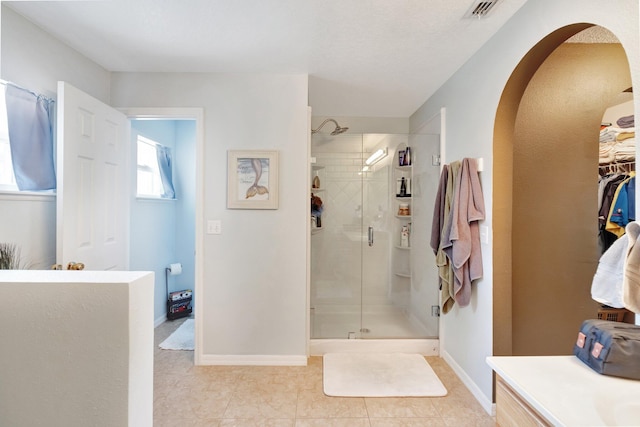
[311,118,349,135]
[330,125,349,136]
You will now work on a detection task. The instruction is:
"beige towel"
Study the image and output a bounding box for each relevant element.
[623,222,640,313]
[437,162,460,314]
[444,158,485,307]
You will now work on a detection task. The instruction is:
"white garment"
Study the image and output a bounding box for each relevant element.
[591,233,627,308]
[623,222,640,313]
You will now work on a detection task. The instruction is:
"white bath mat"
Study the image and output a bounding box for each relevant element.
[323,353,447,397]
[159,319,194,350]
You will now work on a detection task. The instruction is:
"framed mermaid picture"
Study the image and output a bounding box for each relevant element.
[227,150,279,209]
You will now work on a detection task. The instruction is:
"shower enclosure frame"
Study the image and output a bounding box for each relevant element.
[308,123,442,354]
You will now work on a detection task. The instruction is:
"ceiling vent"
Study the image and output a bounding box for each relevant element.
[464,0,500,19]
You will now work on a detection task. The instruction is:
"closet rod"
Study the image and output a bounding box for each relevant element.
[599,160,636,167]
[599,160,635,175]
[0,79,55,103]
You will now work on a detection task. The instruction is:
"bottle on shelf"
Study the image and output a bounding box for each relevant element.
[400,225,410,248]
[404,146,411,166]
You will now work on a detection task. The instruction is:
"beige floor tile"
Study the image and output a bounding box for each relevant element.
[364,397,440,418]
[219,419,295,427]
[369,418,447,427]
[295,418,371,426]
[442,416,497,426]
[153,320,493,426]
[296,390,368,418]
[223,390,298,419]
[154,417,221,427]
[432,395,487,418]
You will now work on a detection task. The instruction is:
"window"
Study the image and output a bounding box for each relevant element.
[0,83,56,193]
[136,135,175,199]
[0,87,18,191]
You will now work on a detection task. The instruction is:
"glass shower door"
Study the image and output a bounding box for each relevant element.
[310,132,365,339]
[310,132,440,339]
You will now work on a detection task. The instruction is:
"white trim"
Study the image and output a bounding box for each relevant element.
[119,107,205,365]
[135,196,176,202]
[198,354,308,366]
[306,106,312,356]
[154,314,166,329]
[309,339,439,356]
[0,191,56,201]
[442,349,495,416]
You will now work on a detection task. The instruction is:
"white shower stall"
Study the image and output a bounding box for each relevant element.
[310,131,441,352]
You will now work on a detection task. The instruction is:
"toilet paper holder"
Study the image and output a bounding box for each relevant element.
[165,262,192,320]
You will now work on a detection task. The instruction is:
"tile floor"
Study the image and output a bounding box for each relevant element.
[154,318,497,426]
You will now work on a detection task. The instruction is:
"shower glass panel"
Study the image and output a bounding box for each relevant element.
[310,132,439,339]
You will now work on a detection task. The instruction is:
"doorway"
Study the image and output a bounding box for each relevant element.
[493,25,634,356]
[122,108,204,360]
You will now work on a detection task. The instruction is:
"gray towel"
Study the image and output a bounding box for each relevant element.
[616,114,635,129]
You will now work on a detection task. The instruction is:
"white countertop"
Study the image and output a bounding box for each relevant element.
[487,356,640,426]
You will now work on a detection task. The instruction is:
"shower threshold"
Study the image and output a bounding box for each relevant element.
[308,338,439,356]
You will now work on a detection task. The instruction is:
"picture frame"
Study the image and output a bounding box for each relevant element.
[227,150,279,209]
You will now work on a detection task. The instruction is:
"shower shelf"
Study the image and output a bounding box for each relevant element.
[395,214,412,219]
[394,245,410,250]
[394,272,411,278]
[311,227,323,235]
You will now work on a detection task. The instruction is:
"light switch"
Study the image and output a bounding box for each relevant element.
[207,220,222,234]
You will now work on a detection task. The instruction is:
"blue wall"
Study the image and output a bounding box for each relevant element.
[129,119,196,325]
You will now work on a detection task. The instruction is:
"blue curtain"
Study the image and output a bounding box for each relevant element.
[5,84,56,191]
[156,145,176,199]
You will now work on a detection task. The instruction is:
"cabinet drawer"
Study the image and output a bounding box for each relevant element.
[496,376,551,427]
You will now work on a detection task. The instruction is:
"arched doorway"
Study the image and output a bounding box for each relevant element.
[493,24,634,356]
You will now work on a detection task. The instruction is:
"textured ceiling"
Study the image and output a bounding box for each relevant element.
[6,0,529,117]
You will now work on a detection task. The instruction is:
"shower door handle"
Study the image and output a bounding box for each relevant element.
[368,226,374,247]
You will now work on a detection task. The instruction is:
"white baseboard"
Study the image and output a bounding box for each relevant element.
[441,350,495,416]
[154,313,166,328]
[198,354,308,366]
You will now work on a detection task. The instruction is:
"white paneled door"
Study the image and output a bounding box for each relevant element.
[56,81,130,270]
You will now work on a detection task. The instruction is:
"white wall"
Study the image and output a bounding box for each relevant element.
[111,72,310,363]
[1,6,110,102]
[410,0,640,411]
[3,5,309,363]
[0,193,56,268]
[0,270,154,427]
[0,6,112,269]
[174,120,197,296]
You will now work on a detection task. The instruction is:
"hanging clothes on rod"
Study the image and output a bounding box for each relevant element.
[598,114,636,253]
[430,157,485,314]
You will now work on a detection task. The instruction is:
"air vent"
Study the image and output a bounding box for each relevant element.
[464,0,500,18]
